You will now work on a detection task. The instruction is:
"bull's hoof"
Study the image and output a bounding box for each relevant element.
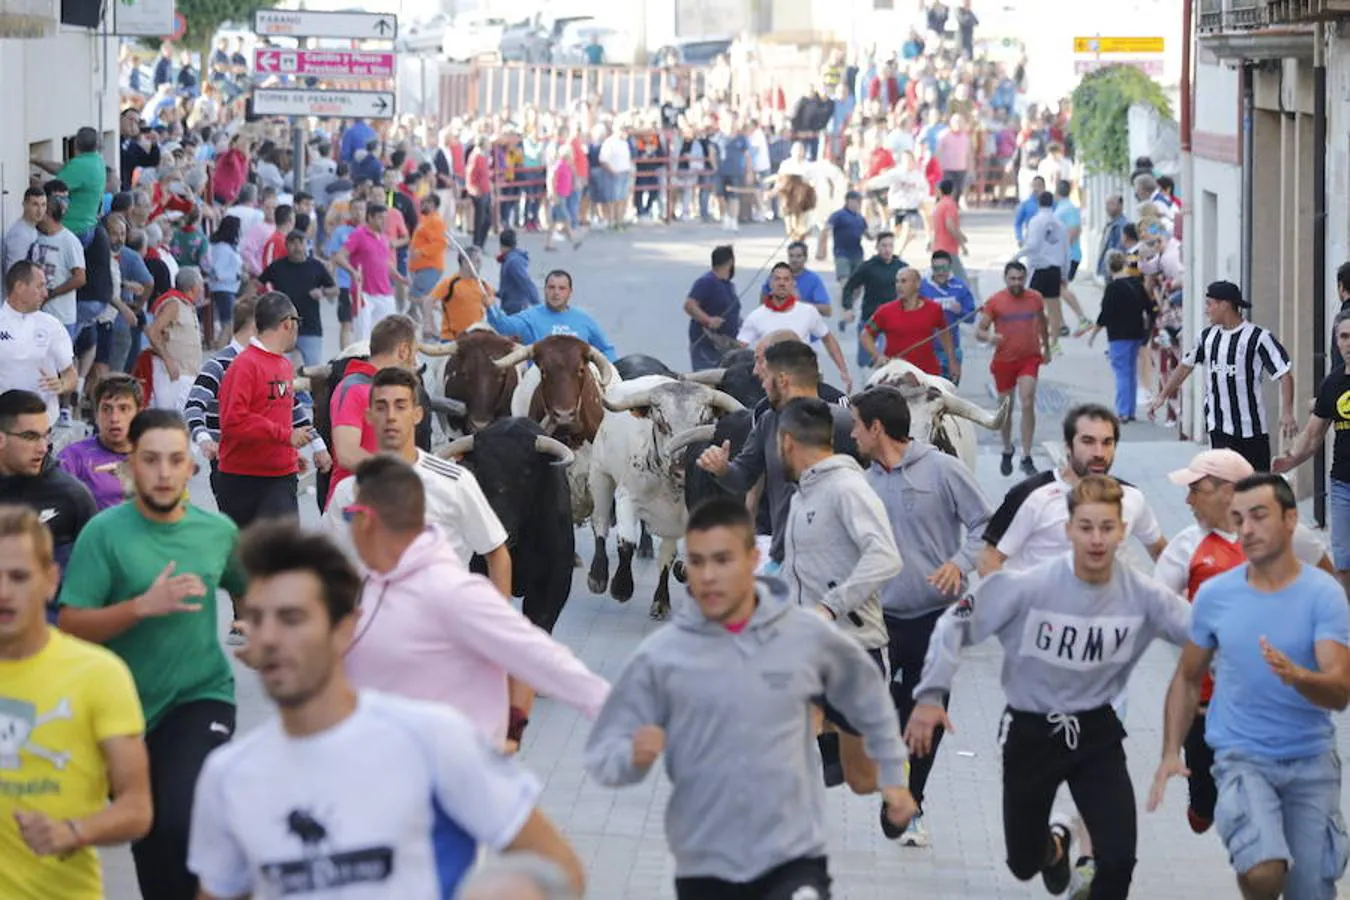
[610,567,635,603]
[672,560,687,583]
[587,572,607,594]
[648,598,669,620]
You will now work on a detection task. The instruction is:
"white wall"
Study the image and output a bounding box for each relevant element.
[0,27,119,236]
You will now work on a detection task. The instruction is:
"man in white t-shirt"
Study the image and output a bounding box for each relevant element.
[739,263,853,394]
[323,368,512,594]
[28,189,86,331]
[0,260,77,422]
[189,520,584,900]
[598,126,634,230]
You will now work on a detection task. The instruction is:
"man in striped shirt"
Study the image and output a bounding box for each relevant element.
[1149,280,1295,471]
[182,292,331,504]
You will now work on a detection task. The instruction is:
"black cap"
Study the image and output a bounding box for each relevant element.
[1206,280,1250,308]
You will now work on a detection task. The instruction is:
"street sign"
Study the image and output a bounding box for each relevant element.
[254,49,397,78]
[252,89,396,120]
[1074,59,1164,76]
[1073,36,1165,54]
[253,9,398,40]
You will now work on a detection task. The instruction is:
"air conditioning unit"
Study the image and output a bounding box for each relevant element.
[0,0,57,37]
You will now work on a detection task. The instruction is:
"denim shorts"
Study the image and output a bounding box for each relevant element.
[410,267,442,298]
[1329,479,1350,570]
[1212,748,1348,898]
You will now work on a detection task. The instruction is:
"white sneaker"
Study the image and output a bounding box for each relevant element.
[899,813,930,847]
[57,409,73,428]
[1069,856,1096,899]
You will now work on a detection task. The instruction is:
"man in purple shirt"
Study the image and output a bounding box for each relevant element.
[57,373,141,510]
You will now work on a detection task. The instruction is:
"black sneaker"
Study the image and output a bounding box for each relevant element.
[880,800,906,839]
[1000,451,1014,476]
[818,732,844,788]
[1043,823,1072,895]
[1058,325,1071,337]
[1020,455,1037,475]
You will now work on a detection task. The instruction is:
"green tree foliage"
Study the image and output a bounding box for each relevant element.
[1069,64,1173,176]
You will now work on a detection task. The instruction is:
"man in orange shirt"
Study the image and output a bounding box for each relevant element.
[977,260,1049,477]
[428,246,494,341]
[409,194,449,334]
[930,179,971,288]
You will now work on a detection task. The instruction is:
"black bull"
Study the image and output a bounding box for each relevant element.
[449,418,577,633]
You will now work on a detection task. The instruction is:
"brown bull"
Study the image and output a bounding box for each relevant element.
[420,330,521,433]
[495,335,616,448]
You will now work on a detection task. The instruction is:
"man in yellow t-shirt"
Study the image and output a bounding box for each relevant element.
[0,504,150,900]
[428,246,494,340]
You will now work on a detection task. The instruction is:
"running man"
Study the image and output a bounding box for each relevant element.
[1153,449,1332,835]
[57,409,245,900]
[817,190,870,296]
[739,262,852,393]
[586,496,915,899]
[332,203,408,339]
[908,475,1192,899]
[57,372,142,510]
[861,266,955,379]
[851,385,992,847]
[920,249,978,384]
[0,505,152,900]
[189,521,586,899]
[977,260,1049,476]
[1149,473,1350,900]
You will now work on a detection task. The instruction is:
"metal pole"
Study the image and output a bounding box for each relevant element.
[293,117,307,194]
[1313,22,1328,525]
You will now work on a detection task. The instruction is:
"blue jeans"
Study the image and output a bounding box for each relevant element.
[1212,749,1347,899]
[1108,339,1141,418]
[1329,479,1350,570]
[566,190,581,227]
[857,321,883,367]
[295,335,323,367]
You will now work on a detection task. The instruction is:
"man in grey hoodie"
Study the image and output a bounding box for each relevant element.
[585,497,915,898]
[777,396,906,833]
[850,384,991,848]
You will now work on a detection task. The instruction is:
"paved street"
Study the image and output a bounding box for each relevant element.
[101,211,1350,898]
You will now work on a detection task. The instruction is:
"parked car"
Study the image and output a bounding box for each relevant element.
[653,37,734,65]
[553,22,639,66]
[499,14,594,63]
[442,15,507,62]
[397,14,448,55]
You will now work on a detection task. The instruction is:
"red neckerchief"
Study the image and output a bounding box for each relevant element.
[763,293,797,313]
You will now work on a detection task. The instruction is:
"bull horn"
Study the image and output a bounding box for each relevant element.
[940,391,1011,431]
[707,389,744,414]
[419,341,458,357]
[427,396,468,419]
[300,364,327,378]
[602,388,656,413]
[493,343,534,370]
[681,368,726,386]
[587,346,617,387]
[292,377,312,392]
[534,435,575,466]
[666,424,716,457]
[439,435,475,459]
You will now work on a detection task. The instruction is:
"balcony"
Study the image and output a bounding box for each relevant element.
[1264,0,1350,22]
[1198,0,1267,30]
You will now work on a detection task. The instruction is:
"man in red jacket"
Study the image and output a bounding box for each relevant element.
[216,291,314,527]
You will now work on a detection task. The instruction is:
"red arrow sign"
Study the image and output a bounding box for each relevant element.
[252,49,397,78]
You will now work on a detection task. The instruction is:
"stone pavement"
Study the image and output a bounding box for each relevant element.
[99,214,1349,898]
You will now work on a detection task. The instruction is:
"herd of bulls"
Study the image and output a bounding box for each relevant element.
[295,326,1010,628]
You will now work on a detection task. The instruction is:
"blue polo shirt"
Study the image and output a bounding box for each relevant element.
[761,269,831,309]
[920,276,976,349]
[826,208,867,260]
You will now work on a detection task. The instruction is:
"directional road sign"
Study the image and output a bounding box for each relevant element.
[253,9,398,40]
[1072,36,1165,54]
[254,49,397,78]
[252,89,395,120]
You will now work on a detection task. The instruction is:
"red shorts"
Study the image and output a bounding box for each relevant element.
[990,355,1043,394]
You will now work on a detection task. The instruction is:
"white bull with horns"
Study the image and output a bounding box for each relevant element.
[866,359,1011,472]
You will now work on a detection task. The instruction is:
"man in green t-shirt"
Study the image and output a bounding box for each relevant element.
[31,127,105,237]
[58,408,244,900]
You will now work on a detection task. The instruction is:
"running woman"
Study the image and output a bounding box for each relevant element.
[57,409,245,900]
[907,475,1192,899]
[1153,449,1331,835]
[851,384,992,847]
[190,521,585,899]
[1150,474,1350,900]
[586,497,915,899]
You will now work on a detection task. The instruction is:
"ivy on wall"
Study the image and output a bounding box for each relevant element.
[1069,64,1173,176]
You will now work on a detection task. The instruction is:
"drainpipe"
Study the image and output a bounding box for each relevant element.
[1241,61,1254,312]
[1181,0,1194,442]
[1313,22,1328,526]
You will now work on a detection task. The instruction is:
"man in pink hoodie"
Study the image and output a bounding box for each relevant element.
[342,454,610,752]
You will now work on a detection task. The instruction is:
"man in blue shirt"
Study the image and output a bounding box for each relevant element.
[1095,194,1129,280]
[818,191,869,286]
[685,245,741,369]
[340,119,377,165]
[486,269,617,361]
[1053,179,1084,282]
[1013,175,1045,246]
[715,122,750,232]
[496,229,541,313]
[761,241,831,317]
[919,250,976,384]
[1151,473,1350,900]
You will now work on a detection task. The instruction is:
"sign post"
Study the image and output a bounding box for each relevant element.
[253,89,397,120]
[253,10,397,40]
[253,49,397,78]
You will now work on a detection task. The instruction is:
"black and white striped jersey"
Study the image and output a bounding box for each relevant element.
[1181,322,1291,438]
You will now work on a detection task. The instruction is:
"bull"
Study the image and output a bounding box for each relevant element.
[418,328,522,433]
[440,418,577,633]
[676,362,763,512]
[614,354,678,381]
[588,375,743,619]
[866,359,1011,472]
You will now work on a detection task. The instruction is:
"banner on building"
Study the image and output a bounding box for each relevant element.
[111,0,175,36]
